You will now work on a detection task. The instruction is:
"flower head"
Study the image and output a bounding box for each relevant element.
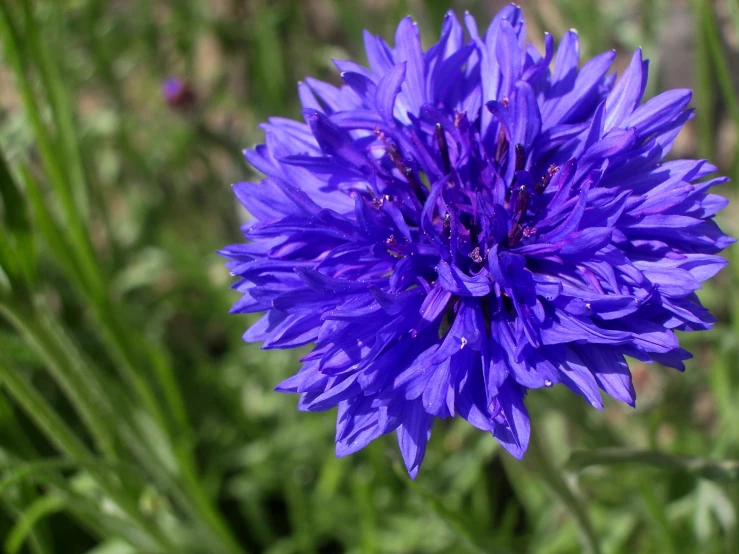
[162,77,196,109]
[222,5,732,477]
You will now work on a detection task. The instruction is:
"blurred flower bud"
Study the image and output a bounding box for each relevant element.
[161,78,196,109]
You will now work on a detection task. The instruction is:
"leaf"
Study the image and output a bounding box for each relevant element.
[694,480,736,543]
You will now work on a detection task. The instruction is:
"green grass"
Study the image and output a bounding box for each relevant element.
[0,0,738,553]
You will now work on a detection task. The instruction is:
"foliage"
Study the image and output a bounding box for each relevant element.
[0,1,737,553]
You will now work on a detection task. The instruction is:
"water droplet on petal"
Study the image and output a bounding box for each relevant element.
[544,379,552,387]
[460,337,468,349]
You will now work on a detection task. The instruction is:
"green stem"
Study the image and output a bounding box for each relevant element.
[0,362,90,470]
[4,493,65,554]
[525,430,602,554]
[567,447,739,482]
[1,496,54,554]
[0,303,117,461]
[0,357,173,551]
[176,442,247,554]
[80,300,242,554]
[72,308,242,553]
[691,0,714,160]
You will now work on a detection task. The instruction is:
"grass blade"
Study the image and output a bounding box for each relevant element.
[0,5,84,240]
[0,356,174,551]
[0,152,35,286]
[0,303,118,460]
[20,0,89,221]
[5,494,65,554]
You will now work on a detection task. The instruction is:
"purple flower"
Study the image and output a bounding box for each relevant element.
[162,77,196,109]
[222,5,732,477]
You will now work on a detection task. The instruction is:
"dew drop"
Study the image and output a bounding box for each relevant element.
[544,379,552,387]
[229,272,236,277]
[460,337,468,349]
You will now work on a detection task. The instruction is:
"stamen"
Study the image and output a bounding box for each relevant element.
[535,164,560,194]
[435,123,451,174]
[515,185,529,220]
[403,167,427,199]
[501,292,515,316]
[495,128,508,163]
[385,235,405,258]
[480,297,492,336]
[386,143,405,173]
[383,140,427,201]
[507,223,523,247]
[514,144,526,171]
[443,212,452,236]
[469,247,483,263]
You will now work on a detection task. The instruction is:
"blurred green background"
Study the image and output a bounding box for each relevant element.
[0,0,738,553]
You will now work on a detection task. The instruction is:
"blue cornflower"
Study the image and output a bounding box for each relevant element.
[222,5,732,477]
[162,77,196,109]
